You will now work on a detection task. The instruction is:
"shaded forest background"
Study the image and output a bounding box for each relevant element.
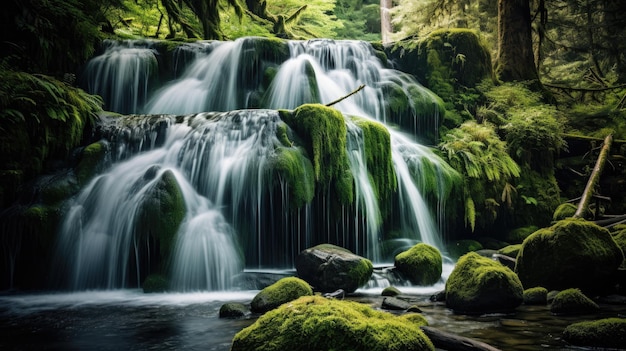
[2,0,626,243]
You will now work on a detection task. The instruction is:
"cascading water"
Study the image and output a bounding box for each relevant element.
[66,37,458,291]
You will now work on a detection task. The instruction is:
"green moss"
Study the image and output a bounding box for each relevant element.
[552,203,577,221]
[516,218,624,293]
[142,274,169,293]
[250,277,313,313]
[399,313,429,327]
[445,252,524,314]
[381,286,402,297]
[269,147,315,209]
[349,258,374,288]
[219,302,248,319]
[550,288,599,315]
[232,296,435,351]
[76,141,108,186]
[394,243,443,286]
[136,170,186,263]
[282,104,353,204]
[523,287,548,305]
[497,244,522,259]
[353,117,397,214]
[613,229,626,266]
[563,318,626,349]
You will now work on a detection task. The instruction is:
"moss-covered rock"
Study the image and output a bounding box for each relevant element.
[250,277,313,313]
[446,252,524,314]
[232,295,435,351]
[76,140,108,186]
[523,287,548,305]
[550,288,599,315]
[382,286,402,297]
[269,146,315,209]
[296,244,373,293]
[515,218,624,294]
[219,303,249,319]
[136,169,186,264]
[394,243,442,286]
[498,244,522,260]
[552,203,577,221]
[281,104,353,204]
[612,228,626,266]
[142,274,169,293]
[562,318,626,349]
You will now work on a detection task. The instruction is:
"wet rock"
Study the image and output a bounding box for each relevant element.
[523,287,548,305]
[563,318,626,349]
[219,303,248,319]
[381,286,402,297]
[296,244,373,293]
[381,296,412,311]
[446,252,523,314]
[394,243,442,286]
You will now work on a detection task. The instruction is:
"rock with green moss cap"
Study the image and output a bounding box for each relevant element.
[446,252,523,314]
[552,203,577,221]
[219,303,249,319]
[515,218,624,294]
[550,288,599,315]
[395,243,442,286]
[382,286,402,297]
[250,277,313,313]
[232,295,434,351]
[296,244,373,293]
[563,318,626,348]
[523,287,548,305]
[76,140,109,186]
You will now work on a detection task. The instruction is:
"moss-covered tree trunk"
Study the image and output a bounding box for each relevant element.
[495,0,539,82]
[574,134,613,218]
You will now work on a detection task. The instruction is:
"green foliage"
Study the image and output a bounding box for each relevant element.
[233,295,435,351]
[563,318,626,349]
[334,0,380,41]
[439,121,520,231]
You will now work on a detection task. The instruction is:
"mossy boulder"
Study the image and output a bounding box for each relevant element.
[446,252,524,314]
[296,244,373,293]
[515,218,624,294]
[219,303,249,319]
[394,243,443,286]
[142,274,169,293]
[250,277,313,313]
[382,286,402,297]
[269,146,315,209]
[136,169,186,262]
[562,318,626,349]
[232,295,435,351]
[523,287,548,305]
[552,203,577,221]
[281,104,353,204]
[550,288,599,315]
[75,140,108,186]
[498,244,522,260]
[612,228,626,266]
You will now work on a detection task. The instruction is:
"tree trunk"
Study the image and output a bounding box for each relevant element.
[574,134,613,218]
[380,0,392,44]
[495,0,539,81]
[420,326,502,351]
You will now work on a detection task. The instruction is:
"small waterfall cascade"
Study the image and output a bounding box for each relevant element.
[64,37,459,291]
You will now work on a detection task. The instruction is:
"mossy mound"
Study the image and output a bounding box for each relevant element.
[552,203,577,221]
[281,104,353,204]
[250,277,313,313]
[498,244,522,260]
[394,243,443,286]
[219,303,248,319]
[446,252,523,314]
[523,287,548,305]
[562,318,626,349]
[382,286,402,297]
[142,274,169,293]
[515,218,624,293]
[550,288,599,315]
[76,140,109,186]
[136,169,186,261]
[269,146,315,209]
[612,228,626,266]
[296,244,373,293]
[232,295,435,351]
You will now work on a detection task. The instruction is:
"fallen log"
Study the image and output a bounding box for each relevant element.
[574,134,613,218]
[325,85,365,107]
[420,326,502,351]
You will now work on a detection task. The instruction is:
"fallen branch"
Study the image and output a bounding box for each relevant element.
[420,326,502,351]
[325,85,366,107]
[544,83,626,92]
[574,134,613,218]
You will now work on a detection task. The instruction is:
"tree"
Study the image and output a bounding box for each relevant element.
[495,0,539,82]
[161,0,244,39]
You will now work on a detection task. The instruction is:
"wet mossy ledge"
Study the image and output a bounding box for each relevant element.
[231,295,435,351]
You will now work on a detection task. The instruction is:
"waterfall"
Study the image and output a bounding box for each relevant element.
[67,37,457,291]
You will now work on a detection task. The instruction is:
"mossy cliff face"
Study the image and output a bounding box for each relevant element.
[232,295,435,351]
[250,277,313,313]
[394,243,442,286]
[515,218,624,294]
[446,252,523,314]
[281,104,353,204]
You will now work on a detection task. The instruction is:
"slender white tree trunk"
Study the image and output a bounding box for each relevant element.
[381,0,392,44]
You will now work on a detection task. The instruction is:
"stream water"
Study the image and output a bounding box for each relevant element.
[2,287,624,350]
